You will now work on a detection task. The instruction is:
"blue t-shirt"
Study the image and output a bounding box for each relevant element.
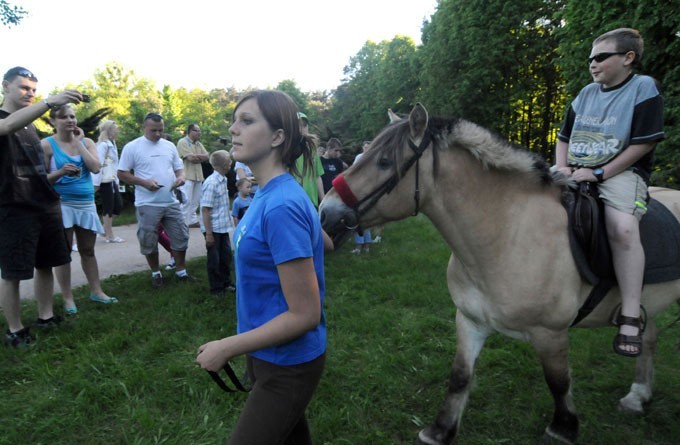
[231,194,253,220]
[233,173,326,365]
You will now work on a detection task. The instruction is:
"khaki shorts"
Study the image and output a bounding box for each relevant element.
[597,169,649,220]
[136,204,189,255]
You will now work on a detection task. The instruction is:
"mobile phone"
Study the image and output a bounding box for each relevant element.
[67,168,81,177]
[81,94,91,103]
[157,184,164,187]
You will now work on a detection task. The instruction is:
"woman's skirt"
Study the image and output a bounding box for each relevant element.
[60,200,104,234]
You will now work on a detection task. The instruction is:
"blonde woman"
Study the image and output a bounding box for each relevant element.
[96,119,124,243]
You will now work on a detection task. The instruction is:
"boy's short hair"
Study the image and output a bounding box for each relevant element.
[236,178,251,189]
[327,138,342,149]
[593,28,644,67]
[209,150,231,168]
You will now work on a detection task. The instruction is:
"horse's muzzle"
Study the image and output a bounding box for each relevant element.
[319,201,359,248]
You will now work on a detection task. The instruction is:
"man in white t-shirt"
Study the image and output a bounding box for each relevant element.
[118,113,196,288]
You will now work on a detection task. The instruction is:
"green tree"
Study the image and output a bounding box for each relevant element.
[163,86,230,148]
[0,0,26,27]
[556,0,680,187]
[332,36,419,148]
[76,62,162,144]
[276,79,308,112]
[418,0,564,158]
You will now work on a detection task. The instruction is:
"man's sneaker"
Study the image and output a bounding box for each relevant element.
[177,274,197,283]
[35,315,63,329]
[226,284,236,292]
[165,258,176,270]
[152,273,164,288]
[4,327,35,348]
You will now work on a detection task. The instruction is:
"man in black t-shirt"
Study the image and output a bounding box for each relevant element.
[319,137,346,194]
[0,66,85,347]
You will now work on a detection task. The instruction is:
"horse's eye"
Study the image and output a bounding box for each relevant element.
[377,158,392,170]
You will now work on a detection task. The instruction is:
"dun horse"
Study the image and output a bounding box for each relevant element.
[319,104,680,444]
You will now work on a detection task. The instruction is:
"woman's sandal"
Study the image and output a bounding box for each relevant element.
[613,315,644,358]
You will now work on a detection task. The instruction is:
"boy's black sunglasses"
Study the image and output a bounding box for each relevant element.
[588,51,628,64]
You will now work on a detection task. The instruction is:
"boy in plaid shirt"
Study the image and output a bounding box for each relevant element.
[200,150,236,296]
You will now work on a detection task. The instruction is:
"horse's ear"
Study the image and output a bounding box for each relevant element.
[409,103,429,139]
[387,108,400,123]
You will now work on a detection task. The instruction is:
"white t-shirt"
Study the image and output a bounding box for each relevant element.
[118,136,183,207]
[234,161,253,180]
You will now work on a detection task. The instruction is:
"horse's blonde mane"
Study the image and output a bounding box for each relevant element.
[446,119,559,186]
[368,115,568,188]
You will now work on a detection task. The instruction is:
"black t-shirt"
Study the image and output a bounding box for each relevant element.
[0,110,60,208]
[320,157,345,193]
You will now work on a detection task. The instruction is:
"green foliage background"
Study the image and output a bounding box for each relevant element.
[2,0,678,186]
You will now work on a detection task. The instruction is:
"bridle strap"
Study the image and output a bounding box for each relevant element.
[207,362,251,393]
[335,128,432,221]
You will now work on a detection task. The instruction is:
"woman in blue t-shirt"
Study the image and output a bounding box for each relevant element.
[197,90,326,445]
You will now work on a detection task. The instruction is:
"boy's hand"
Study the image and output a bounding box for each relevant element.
[205,233,215,248]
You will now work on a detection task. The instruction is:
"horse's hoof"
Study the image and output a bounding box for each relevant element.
[543,427,574,445]
[618,397,645,415]
[417,428,448,445]
[618,384,651,414]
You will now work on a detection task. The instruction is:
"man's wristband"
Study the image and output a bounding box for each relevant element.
[43,98,55,109]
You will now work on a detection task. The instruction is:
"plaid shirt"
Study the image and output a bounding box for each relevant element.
[199,171,233,234]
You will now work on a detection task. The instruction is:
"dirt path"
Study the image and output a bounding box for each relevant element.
[19,224,207,300]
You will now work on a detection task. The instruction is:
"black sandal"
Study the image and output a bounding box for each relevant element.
[613,315,643,358]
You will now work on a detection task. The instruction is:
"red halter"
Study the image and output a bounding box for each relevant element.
[332,175,359,209]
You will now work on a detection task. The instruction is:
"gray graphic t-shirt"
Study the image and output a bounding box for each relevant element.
[558,74,664,178]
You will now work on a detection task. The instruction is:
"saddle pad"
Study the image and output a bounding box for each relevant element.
[640,198,680,283]
[567,197,680,285]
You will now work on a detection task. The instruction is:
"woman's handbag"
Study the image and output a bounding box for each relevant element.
[101,142,117,183]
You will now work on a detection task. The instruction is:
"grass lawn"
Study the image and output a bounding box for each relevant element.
[1,216,678,444]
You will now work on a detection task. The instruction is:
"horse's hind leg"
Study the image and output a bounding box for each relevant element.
[619,319,657,414]
[417,312,489,445]
[531,329,579,445]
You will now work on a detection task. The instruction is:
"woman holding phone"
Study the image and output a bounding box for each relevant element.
[42,104,118,313]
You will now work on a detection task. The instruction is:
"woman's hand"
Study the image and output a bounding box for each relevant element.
[196,338,234,372]
[73,126,85,141]
[61,163,81,178]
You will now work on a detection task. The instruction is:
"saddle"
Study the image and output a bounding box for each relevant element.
[564,182,680,326]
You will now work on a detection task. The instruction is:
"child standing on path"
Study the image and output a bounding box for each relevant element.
[231,178,253,226]
[200,150,236,296]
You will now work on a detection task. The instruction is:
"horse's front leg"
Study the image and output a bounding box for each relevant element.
[619,319,657,413]
[530,328,579,445]
[418,311,490,445]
